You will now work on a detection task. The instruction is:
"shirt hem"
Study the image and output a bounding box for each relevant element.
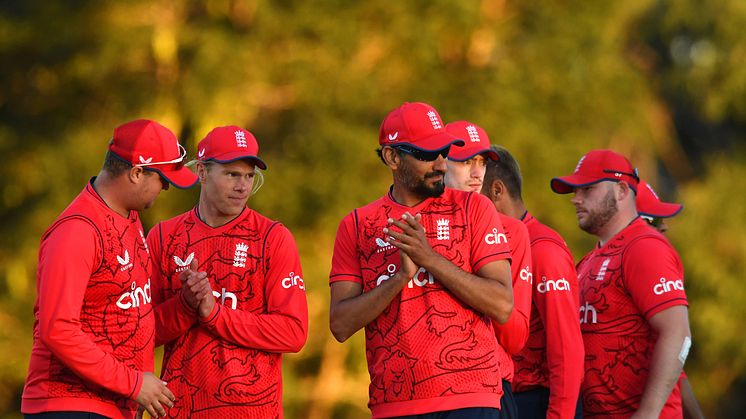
[22,397,134,419]
[370,392,501,418]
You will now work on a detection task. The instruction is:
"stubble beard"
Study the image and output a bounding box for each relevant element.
[579,187,618,235]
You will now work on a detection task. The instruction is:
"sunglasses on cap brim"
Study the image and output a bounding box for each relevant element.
[393,145,450,162]
[602,168,640,183]
[134,144,187,169]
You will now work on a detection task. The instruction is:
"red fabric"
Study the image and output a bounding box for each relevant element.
[492,214,532,383]
[378,102,463,150]
[577,218,687,418]
[22,182,154,419]
[512,212,584,419]
[330,188,511,418]
[148,207,308,418]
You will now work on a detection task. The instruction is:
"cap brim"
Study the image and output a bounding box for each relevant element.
[449,147,499,162]
[409,132,465,151]
[150,166,199,189]
[550,175,610,194]
[203,153,268,170]
[639,202,683,219]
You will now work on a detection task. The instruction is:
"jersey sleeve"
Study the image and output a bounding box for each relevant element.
[531,238,585,419]
[146,224,197,347]
[467,193,511,272]
[38,219,143,400]
[200,224,308,353]
[329,211,363,284]
[493,220,532,354]
[623,236,688,320]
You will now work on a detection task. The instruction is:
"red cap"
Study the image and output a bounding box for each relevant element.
[551,149,639,194]
[109,119,198,189]
[444,121,499,161]
[636,179,683,219]
[197,126,267,170]
[379,102,465,151]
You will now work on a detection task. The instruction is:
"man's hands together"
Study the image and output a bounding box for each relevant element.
[383,212,436,277]
[178,258,215,319]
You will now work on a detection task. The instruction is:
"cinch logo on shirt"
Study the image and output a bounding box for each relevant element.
[117,250,133,271]
[653,277,684,295]
[117,279,152,310]
[537,276,570,293]
[377,264,398,286]
[520,266,533,284]
[173,252,195,272]
[408,267,435,288]
[375,264,435,288]
[579,301,597,324]
[484,228,508,245]
[282,271,305,290]
[212,288,238,309]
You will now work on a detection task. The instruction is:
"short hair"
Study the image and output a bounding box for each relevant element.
[376,147,403,165]
[483,145,523,200]
[102,149,132,176]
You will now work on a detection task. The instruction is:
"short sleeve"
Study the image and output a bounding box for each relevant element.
[329,211,363,284]
[623,236,687,319]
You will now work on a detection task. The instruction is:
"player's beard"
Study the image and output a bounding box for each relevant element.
[578,187,618,235]
[400,161,446,199]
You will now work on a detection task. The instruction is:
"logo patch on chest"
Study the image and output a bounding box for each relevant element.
[233,243,248,268]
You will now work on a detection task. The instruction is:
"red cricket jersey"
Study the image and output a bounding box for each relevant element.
[492,214,532,383]
[23,181,154,419]
[512,212,584,419]
[147,206,308,419]
[330,187,511,418]
[577,218,687,418]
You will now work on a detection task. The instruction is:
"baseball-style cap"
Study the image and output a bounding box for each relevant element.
[379,102,465,151]
[197,126,267,170]
[636,179,683,218]
[109,119,198,189]
[444,121,499,161]
[551,149,639,194]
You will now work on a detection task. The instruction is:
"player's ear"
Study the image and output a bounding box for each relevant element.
[128,166,146,184]
[489,179,506,203]
[617,181,632,200]
[382,147,400,170]
[196,162,208,182]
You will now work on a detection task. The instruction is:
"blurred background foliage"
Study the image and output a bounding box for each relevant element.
[1,0,744,417]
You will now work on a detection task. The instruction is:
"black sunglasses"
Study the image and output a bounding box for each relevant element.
[393,145,450,162]
[603,168,640,182]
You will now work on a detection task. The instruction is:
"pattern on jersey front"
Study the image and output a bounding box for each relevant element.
[578,231,661,417]
[356,199,500,407]
[157,211,281,418]
[49,214,153,411]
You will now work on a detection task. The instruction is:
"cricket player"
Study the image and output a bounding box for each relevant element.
[551,150,691,418]
[147,125,308,418]
[23,119,197,418]
[329,102,514,418]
